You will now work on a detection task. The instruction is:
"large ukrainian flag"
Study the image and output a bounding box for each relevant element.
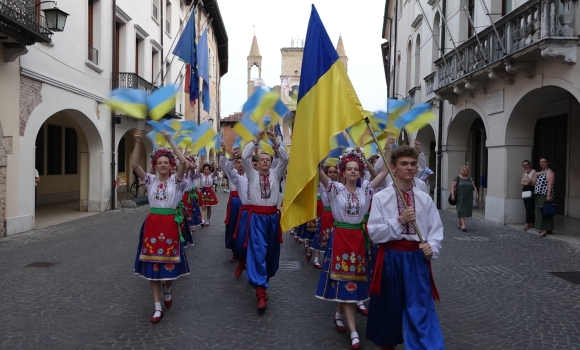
[280,5,365,231]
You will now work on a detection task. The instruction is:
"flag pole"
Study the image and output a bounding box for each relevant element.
[363,117,425,244]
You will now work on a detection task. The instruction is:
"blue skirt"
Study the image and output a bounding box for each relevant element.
[295,223,306,239]
[134,219,191,281]
[315,230,369,303]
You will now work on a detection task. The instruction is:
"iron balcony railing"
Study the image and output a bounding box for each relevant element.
[88,44,98,65]
[113,72,179,119]
[435,0,578,91]
[0,0,53,45]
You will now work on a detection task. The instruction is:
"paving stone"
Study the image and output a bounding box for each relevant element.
[1,191,580,349]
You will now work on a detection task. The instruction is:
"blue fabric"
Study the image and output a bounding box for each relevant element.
[301,224,316,241]
[367,243,379,283]
[366,248,444,349]
[310,219,326,252]
[134,219,190,280]
[297,5,339,101]
[315,230,369,302]
[233,208,249,260]
[295,223,306,239]
[197,29,210,113]
[225,196,242,250]
[171,15,199,102]
[189,199,202,226]
[246,212,281,289]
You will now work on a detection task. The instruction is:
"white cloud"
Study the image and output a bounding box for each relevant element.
[218,0,387,118]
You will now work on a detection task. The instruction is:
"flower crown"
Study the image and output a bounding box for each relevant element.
[202,162,214,172]
[337,150,366,176]
[184,154,195,164]
[150,147,177,169]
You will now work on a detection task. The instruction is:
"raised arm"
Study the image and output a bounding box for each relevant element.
[319,165,330,188]
[163,131,186,180]
[131,130,147,181]
[370,147,391,189]
[267,130,288,180]
[241,141,258,182]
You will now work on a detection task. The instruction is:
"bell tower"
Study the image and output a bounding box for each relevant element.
[247,35,263,98]
[336,35,348,71]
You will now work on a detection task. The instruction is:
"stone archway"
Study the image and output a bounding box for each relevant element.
[444,108,488,211]
[504,86,577,220]
[23,108,104,230]
[414,123,436,194]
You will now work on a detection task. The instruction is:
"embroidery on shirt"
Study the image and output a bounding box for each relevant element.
[345,189,361,216]
[394,185,416,235]
[155,180,169,201]
[259,173,271,199]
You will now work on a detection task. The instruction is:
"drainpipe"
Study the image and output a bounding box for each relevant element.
[391,0,397,98]
[110,0,117,210]
[436,0,446,209]
[160,0,164,84]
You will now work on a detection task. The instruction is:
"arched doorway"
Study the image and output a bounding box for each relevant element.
[445,108,488,214]
[25,109,104,229]
[116,129,150,203]
[414,123,436,195]
[505,86,574,219]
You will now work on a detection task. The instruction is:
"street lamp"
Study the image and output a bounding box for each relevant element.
[36,1,69,32]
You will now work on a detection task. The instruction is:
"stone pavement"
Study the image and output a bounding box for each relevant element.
[1,189,580,349]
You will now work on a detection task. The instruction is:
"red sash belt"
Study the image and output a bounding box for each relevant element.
[224,191,239,224]
[316,199,324,218]
[369,240,439,302]
[242,205,282,247]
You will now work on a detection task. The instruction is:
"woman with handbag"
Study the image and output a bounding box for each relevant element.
[531,157,555,237]
[520,160,536,230]
[450,166,479,232]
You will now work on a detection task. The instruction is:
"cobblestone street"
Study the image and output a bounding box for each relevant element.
[1,190,580,349]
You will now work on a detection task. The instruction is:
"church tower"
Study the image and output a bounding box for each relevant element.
[247,35,263,98]
[336,35,348,71]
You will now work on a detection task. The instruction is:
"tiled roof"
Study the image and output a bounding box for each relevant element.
[220,112,243,123]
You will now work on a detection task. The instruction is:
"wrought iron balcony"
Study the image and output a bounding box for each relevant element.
[0,0,52,46]
[434,0,579,103]
[424,71,437,102]
[113,72,179,119]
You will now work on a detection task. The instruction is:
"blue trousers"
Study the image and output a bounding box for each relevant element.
[366,248,444,349]
[246,210,280,289]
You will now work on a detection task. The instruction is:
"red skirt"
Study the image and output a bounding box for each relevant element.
[199,186,219,206]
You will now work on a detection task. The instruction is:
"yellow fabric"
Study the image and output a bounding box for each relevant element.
[190,128,216,154]
[281,60,364,231]
[149,98,176,121]
[404,110,437,133]
[232,122,256,142]
[106,101,147,119]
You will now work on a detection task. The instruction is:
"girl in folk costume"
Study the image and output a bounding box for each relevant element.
[365,145,444,350]
[224,146,252,278]
[315,150,389,350]
[310,165,339,269]
[181,155,202,248]
[197,156,219,227]
[219,145,245,263]
[131,130,190,324]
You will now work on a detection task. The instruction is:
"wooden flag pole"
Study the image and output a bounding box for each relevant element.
[363,117,425,244]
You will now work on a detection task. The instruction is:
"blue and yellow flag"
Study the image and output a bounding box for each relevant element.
[107,89,147,119]
[148,85,178,121]
[281,5,365,231]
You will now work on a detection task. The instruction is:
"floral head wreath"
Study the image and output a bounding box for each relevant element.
[150,147,177,170]
[337,150,366,177]
[202,162,214,172]
[184,154,195,164]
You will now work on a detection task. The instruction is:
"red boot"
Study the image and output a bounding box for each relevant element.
[256,286,268,311]
[234,258,246,278]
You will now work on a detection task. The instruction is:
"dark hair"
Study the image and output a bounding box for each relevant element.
[539,157,549,162]
[390,145,418,165]
[522,160,531,165]
[202,163,214,172]
[251,156,259,163]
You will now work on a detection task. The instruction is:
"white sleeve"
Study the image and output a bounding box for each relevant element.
[367,193,404,244]
[224,160,239,186]
[274,146,289,181]
[424,199,443,259]
[242,142,257,183]
[416,151,426,178]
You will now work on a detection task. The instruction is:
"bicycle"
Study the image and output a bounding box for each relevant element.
[129,172,148,198]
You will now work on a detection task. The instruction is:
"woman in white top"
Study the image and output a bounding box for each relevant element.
[520,160,536,230]
[315,150,389,350]
[197,156,218,226]
[131,130,189,324]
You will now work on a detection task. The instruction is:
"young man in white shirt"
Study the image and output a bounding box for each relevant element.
[366,145,445,350]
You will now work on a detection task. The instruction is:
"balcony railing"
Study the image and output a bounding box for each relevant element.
[434,0,578,95]
[424,71,436,102]
[113,72,179,119]
[88,44,98,65]
[0,0,53,45]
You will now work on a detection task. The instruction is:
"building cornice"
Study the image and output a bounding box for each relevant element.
[151,39,162,52]
[134,24,149,40]
[116,6,132,24]
[20,67,107,103]
[410,14,423,29]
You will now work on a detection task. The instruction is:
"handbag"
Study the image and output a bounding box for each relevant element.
[522,191,532,199]
[540,202,557,218]
[448,176,459,205]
